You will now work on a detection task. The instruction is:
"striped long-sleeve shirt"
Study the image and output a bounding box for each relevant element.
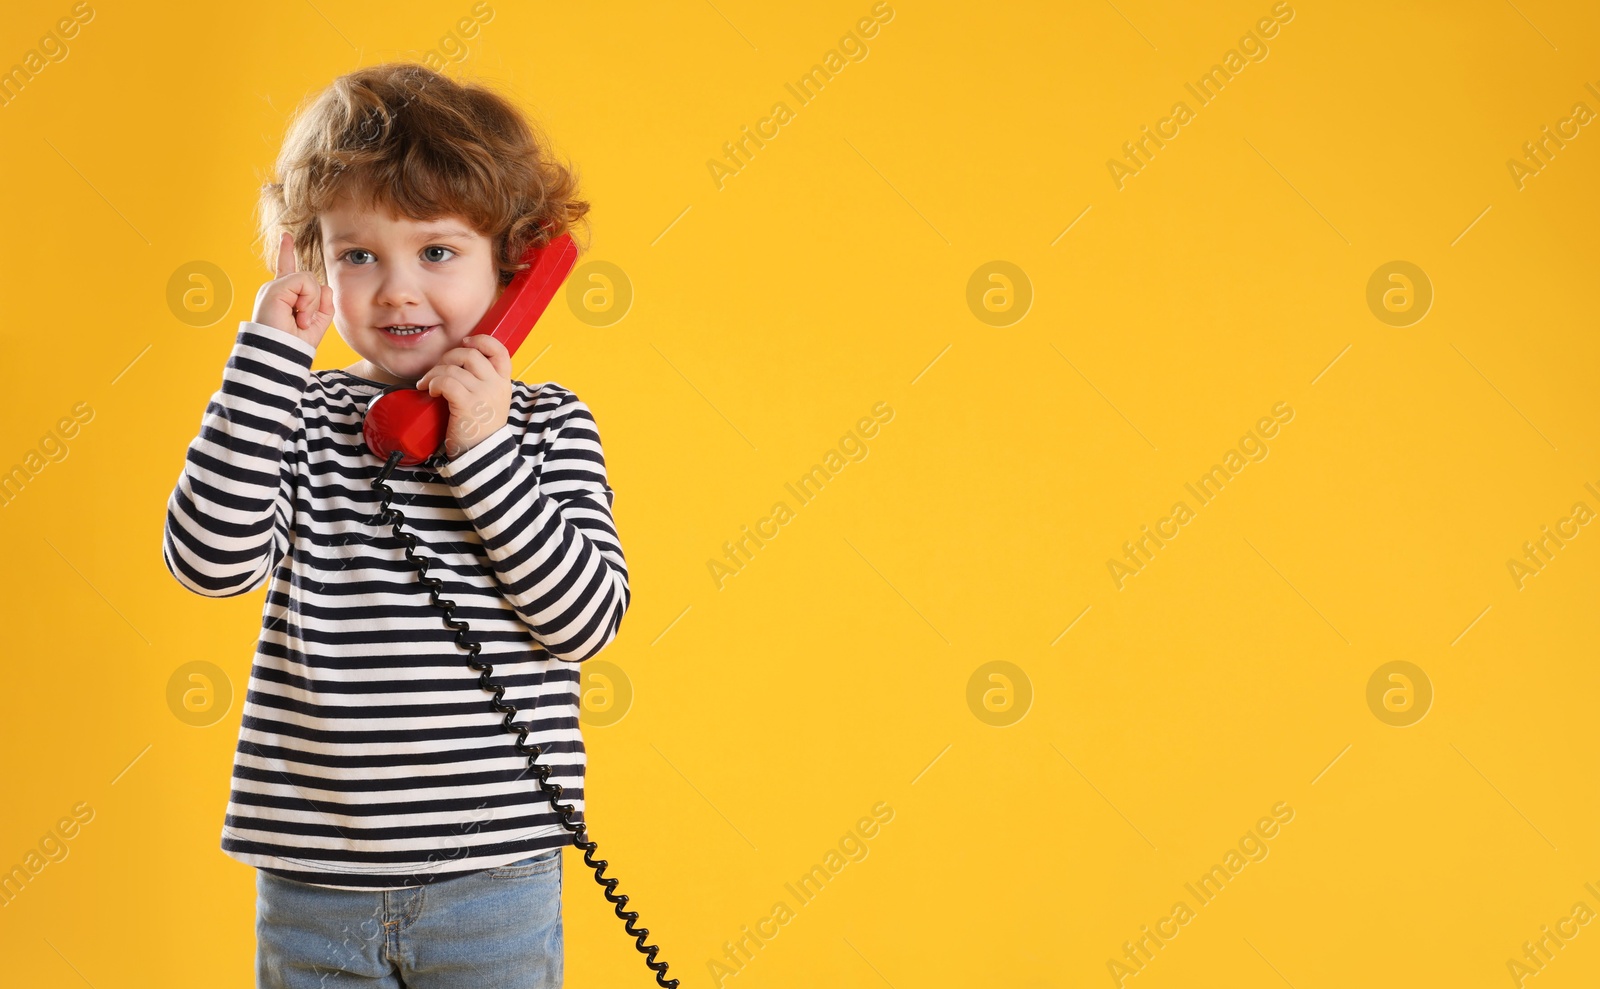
[161,320,628,889]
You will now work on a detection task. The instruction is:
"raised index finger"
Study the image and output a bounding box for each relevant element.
[276,231,297,278]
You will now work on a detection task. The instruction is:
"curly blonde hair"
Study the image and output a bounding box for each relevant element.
[256,61,589,287]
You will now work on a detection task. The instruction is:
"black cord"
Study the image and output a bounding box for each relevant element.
[371,448,677,988]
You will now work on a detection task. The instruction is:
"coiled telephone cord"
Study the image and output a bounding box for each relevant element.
[371,448,678,988]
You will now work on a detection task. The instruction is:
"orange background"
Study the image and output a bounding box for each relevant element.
[2,1,1599,986]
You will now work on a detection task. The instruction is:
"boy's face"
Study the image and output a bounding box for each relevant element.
[319,193,502,386]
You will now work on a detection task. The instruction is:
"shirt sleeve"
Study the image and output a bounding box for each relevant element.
[162,320,316,597]
[435,390,630,662]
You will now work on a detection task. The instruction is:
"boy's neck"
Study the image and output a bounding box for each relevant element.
[343,360,415,387]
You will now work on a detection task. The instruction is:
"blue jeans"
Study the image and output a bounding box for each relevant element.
[255,849,563,988]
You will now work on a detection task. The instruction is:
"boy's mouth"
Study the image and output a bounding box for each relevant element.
[379,324,439,346]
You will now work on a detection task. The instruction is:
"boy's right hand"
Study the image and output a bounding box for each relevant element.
[252,231,334,347]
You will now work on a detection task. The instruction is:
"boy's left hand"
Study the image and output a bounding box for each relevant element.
[416,335,513,459]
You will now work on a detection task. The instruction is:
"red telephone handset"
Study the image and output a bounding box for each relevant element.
[363,232,579,466]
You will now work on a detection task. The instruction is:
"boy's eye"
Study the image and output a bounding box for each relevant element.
[337,246,456,265]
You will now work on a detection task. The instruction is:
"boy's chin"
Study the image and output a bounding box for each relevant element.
[379,352,440,383]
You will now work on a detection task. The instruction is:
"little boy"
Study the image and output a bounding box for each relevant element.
[161,62,627,989]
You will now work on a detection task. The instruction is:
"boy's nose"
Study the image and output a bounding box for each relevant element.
[373,272,423,308]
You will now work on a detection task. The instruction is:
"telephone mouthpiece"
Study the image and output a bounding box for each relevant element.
[363,387,448,467]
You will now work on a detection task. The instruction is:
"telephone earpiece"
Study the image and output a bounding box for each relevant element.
[362,232,579,466]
